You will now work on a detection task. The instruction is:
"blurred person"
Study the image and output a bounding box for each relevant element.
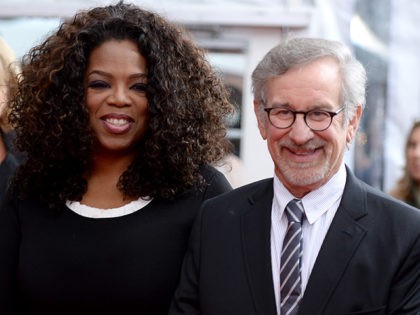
[390,121,420,208]
[0,37,20,203]
[169,38,420,315]
[0,2,233,314]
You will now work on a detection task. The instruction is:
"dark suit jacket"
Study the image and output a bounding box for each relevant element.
[169,167,420,315]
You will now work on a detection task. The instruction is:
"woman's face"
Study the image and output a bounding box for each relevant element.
[85,39,148,156]
[407,126,420,184]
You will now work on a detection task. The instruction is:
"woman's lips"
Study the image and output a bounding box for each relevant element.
[101,114,134,134]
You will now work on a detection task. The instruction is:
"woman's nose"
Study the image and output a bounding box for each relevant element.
[109,86,131,106]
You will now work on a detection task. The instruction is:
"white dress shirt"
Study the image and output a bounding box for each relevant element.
[271,164,347,314]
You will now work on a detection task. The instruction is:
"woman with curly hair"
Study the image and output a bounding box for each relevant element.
[390,121,420,208]
[0,2,233,314]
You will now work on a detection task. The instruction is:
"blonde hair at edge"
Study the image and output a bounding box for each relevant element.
[0,37,20,132]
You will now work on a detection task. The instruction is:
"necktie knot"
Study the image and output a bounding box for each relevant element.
[285,198,304,224]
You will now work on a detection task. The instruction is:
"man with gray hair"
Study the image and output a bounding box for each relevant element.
[169,37,420,315]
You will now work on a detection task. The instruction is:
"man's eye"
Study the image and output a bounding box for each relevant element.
[309,111,330,120]
[272,109,292,117]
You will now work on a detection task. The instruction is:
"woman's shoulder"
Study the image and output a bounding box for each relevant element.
[168,164,233,203]
[200,164,226,180]
[200,164,232,192]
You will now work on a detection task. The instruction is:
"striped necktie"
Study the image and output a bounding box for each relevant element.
[280,198,304,315]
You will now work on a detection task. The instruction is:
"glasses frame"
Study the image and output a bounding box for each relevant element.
[263,106,345,131]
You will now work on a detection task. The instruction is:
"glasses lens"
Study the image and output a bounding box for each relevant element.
[269,108,294,128]
[306,110,332,131]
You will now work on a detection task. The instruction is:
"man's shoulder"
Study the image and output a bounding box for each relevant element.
[197,178,273,227]
[359,177,419,213]
[209,177,273,202]
[199,178,273,219]
[345,174,420,230]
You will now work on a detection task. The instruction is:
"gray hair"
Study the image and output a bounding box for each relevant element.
[251,37,367,123]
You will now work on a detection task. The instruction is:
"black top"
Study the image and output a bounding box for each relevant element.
[0,166,232,315]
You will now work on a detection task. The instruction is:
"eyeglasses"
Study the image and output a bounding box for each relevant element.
[263,106,345,131]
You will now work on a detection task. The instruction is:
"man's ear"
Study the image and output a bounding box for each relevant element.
[254,100,267,140]
[346,105,363,143]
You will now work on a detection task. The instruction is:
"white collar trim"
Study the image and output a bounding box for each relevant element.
[66,197,152,219]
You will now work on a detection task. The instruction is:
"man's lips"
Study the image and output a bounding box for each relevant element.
[284,146,321,163]
[288,148,317,156]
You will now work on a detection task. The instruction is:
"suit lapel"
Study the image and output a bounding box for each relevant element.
[240,179,278,315]
[299,168,368,314]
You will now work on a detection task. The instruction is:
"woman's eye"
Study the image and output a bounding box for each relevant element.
[87,81,109,89]
[132,83,148,93]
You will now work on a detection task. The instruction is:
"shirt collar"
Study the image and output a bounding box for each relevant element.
[273,164,347,224]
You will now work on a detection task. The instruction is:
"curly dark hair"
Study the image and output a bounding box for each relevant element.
[9,1,233,208]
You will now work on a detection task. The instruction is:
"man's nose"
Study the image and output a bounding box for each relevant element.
[288,113,314,144]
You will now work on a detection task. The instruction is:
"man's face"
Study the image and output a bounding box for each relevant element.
[254,57,361,197]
